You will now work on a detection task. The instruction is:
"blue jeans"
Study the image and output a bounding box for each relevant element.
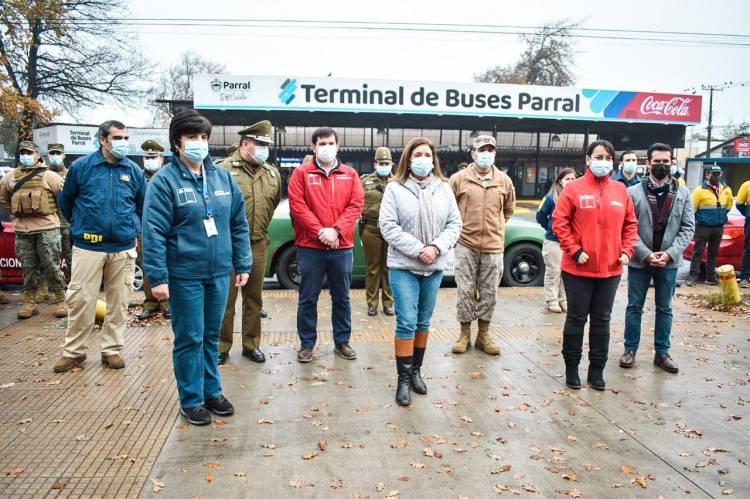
[624,266,677,355]
[389,269,443,340]
[169,275,230,409]
[297,247,353,348]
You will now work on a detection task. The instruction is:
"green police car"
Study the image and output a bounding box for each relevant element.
[264,199,546,288]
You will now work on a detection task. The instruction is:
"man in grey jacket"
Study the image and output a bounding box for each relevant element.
[620,143,695,374]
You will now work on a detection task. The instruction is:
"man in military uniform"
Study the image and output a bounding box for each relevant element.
[217,120,281,365]
[36,143,71,304]
[137,139,170,320]
[0,141,66,319]
[360,147,394,316]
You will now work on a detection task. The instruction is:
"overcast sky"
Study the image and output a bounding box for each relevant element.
[70,0,750,141]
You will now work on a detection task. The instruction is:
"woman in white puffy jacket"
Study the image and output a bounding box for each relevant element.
[379,137,462,407]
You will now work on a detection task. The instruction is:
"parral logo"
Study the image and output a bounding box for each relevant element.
[210,79,252,92]
[279,78,298,105]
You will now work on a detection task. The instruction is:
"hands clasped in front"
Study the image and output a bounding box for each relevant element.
[318,227,340,249]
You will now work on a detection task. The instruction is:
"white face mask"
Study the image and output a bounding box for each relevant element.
[143,158,162,172]
[316,144,337,164]
[590,160,613,178]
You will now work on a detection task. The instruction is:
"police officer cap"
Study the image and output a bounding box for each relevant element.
[374,147,392,161]
[18,140,39,153]
[239,120,274,144]
[141,139,165,157]
[705,163,722,173]
[47,143,65,153]
[473,135,496,150]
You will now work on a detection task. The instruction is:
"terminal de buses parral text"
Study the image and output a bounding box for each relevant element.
[300,84,580,113]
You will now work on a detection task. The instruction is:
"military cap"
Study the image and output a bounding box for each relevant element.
[239,120,274,144]
[473,135,496,150]
[374,147,392,161]
[18,140,39,153]
[47,143,65,153]
[141,139,165,157]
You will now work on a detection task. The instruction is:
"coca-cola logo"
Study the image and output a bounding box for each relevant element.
[639,96,693,117]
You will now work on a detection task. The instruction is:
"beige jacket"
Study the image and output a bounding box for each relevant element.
[0,165,64,233]
[449,164,516,253]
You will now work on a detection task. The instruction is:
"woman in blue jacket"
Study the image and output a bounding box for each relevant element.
[142,110,252,426]
[536,168,576,313]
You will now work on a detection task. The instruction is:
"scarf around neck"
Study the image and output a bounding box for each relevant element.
[408,174,440,246]
[643,177,677,233]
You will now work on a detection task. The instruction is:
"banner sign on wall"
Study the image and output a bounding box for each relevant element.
[33,125,171,156]
[194,75,702,125]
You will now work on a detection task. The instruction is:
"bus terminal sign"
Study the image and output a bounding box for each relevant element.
[194,75,702,125]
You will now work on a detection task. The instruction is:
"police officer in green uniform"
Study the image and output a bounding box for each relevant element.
[361,147,395,316]
[137,139,170,320]
[218,120,281,364]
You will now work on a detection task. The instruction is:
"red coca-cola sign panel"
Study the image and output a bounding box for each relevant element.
[617,92,702,123]
[734,136,750,153]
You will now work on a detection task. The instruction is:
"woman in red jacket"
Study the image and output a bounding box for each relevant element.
[552,140,638,391]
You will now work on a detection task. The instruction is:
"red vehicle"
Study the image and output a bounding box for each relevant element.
[0,207,144,291]
[683,214,746,271]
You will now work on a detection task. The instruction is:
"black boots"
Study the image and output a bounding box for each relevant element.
[396,356,412,406]
[587,366,606,390]
[565,363,581,389]
[411,347,427,395]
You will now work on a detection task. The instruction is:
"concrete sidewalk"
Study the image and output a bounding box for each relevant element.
[0,285,748,498]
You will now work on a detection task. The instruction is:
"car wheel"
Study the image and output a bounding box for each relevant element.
[502,243,544,287]
[133,263,144,292]
[277,246,301,289]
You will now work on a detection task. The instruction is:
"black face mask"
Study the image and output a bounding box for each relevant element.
[651,164,670,180]
[709,174,721,185]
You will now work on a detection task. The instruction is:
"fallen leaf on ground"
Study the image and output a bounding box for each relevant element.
[204,473,214,483]
[205,461,220,469]
[621,465,637,475]
[391,440,409,449]
[459,415,473,423]
[257,419,274,424]
[632,475,647,488]
[556,488,582,498]
[17,418,32,425]
[51,479,69,490]
[470,372,481,379]
[723,489,734,495]
[151,479,165,493]
[567,435,577,441]
[6,467,24,476]
[233,472,246,477]
[302,451,319,460]
[330,479,343,489]
[318,439,328,451]
[387,491,400,497]
[376,482,385,491]
[289,480,314,488]
[563,471,577,481]
[261,443,280,449]
[491,464,512,474]
[341,442,353,448]
[411,462,427,469]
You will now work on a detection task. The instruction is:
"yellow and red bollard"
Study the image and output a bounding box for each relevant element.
[717,265,742,305]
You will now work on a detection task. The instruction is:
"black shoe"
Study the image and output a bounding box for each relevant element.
[335,342,357,360]
[298,347,313,363]
[180,406,212,426]
[367,307,377,316]
[260,309,268,319]
[137,309,156,320]
[242,348,266,363]
[383,306,395,316]
[654,353,679,373]
[619,350,636,369]
[565,364,581,389]
[205,395,235,416]
[395,357,412,406]
[587,367,606,391]
[410,347,427,394]
[218,352,229,365]
[163,310,172,320]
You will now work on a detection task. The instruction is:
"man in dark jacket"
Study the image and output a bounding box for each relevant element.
[288,127,364,363]
[620,143,695,374]
[53,120,147,373]
[612,150,641,188]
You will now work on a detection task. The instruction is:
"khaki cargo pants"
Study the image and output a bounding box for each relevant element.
[454,242,504,323]
[62,246,136,358]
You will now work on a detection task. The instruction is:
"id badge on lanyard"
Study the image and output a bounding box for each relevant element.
[196,169,217,238]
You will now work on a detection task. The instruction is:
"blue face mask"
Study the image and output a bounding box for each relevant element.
[410,157,434,177]
[19,154,36,167]
[590,160,613,178]
[107,139,129,159]
[475,151,495,169]
[48,155,63,167]
[622,162,636,175]
[252,145,269,164]
[182,140,209,163]
[376,165,392,177]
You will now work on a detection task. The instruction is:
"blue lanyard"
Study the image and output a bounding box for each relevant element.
[190,167,213,218]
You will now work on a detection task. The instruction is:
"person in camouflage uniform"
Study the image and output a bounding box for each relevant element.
[0,141,66,318]
[36,143,71,304]
[360,147,394,316]
[136,139,171,320]
[217,120,281,365]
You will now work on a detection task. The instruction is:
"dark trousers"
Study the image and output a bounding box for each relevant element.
[561,272,620,368]
[689,225,724,281]
[297,247,353,349]
[739,219,750,280]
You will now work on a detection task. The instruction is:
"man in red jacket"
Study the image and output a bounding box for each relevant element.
[552,140,638,391]
[288,127,364,363]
